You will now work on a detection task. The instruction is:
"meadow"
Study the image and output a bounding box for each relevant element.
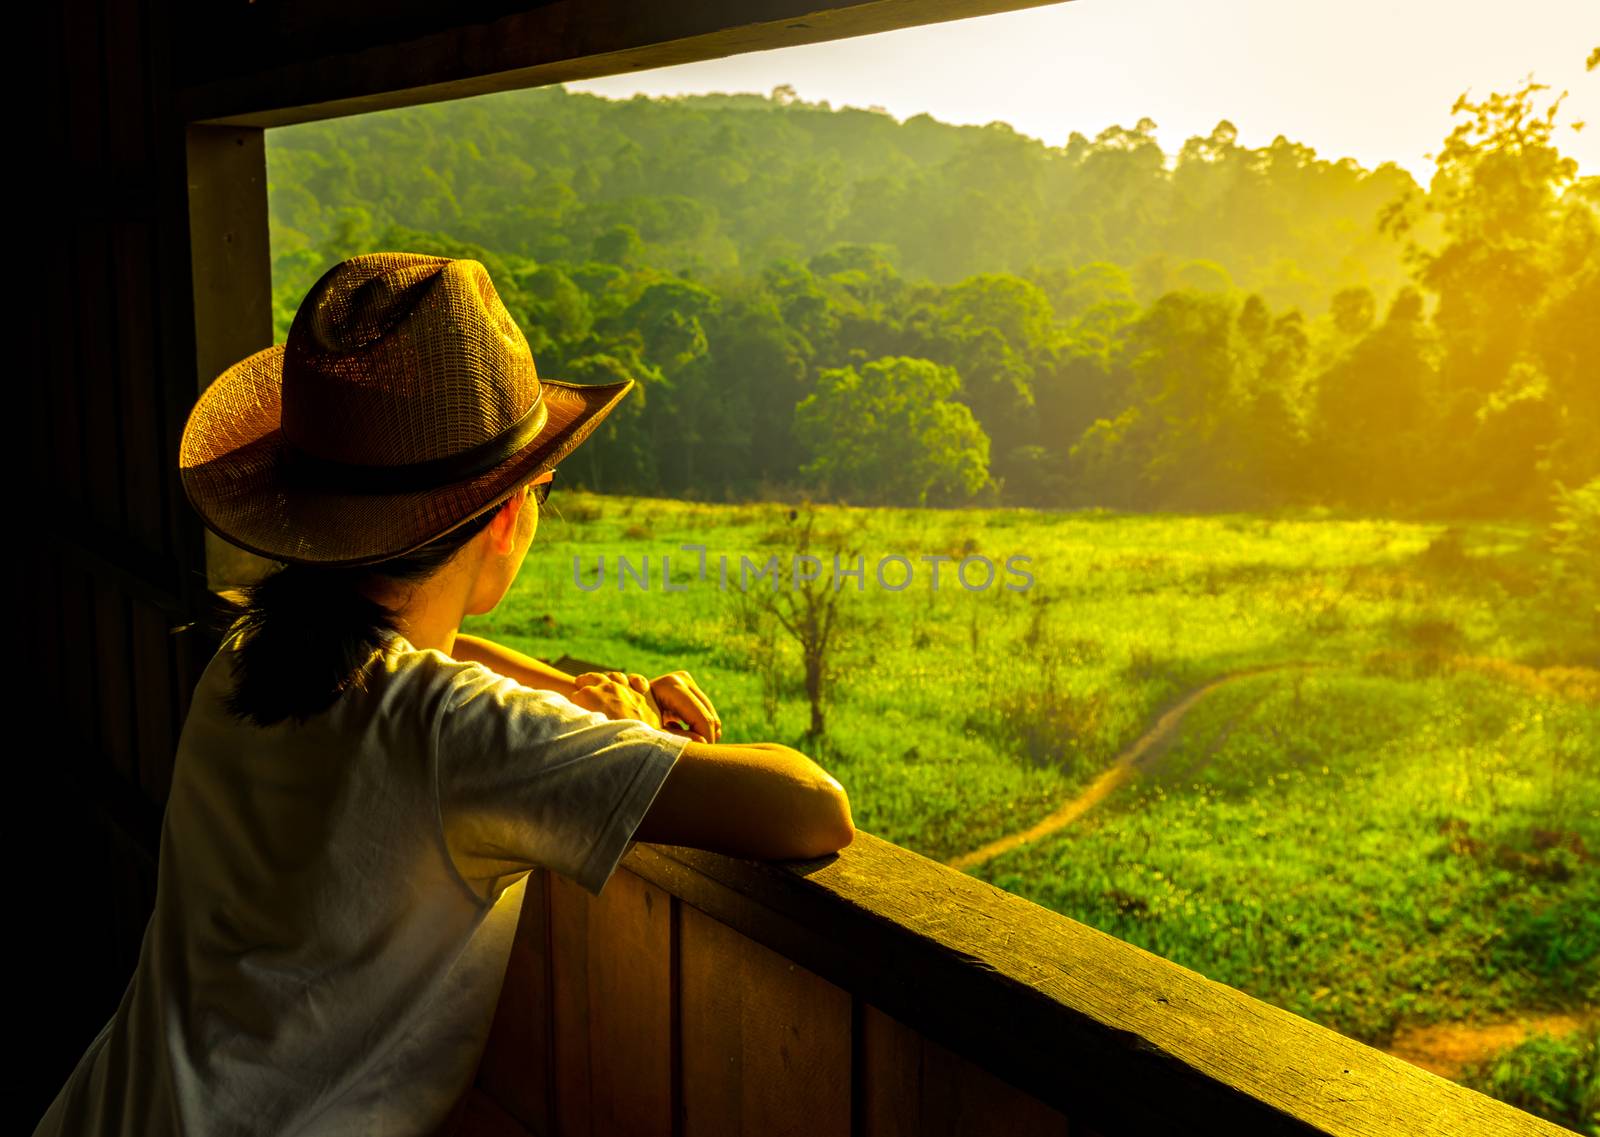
[461,494,1599,1132]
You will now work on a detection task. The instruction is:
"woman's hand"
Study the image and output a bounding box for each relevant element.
[569,672,664,730]
[567,669,722,744]
[648,670,722,744]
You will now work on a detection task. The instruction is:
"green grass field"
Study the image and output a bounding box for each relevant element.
[462,494,1600,1132]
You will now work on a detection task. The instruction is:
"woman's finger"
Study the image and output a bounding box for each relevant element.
[668,672,722,742]
[649,680,707,735]
[652,673,721,743]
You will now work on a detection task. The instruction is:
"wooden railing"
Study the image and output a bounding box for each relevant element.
[441,830,1564,1137]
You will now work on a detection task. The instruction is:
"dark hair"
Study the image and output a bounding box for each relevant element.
[213,491,524,728]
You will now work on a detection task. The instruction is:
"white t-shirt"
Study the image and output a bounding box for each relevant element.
[33,630,689,1137]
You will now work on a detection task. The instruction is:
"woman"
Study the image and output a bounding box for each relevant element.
[33,252,854,1137]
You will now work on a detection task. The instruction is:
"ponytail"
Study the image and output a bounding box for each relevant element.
[213,500,508,728]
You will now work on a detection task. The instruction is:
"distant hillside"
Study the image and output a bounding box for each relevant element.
[259,81,1595,520]
[266,84,1424,316]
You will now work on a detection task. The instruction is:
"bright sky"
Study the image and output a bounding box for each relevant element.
[568,0,1599,184]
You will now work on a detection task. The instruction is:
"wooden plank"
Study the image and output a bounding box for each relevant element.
[58,560,97,752]
[549,870,593,1137]
[678,902,738,1137]
[146,0,215,627]
[104,796,159,987]
[442,1086,539,1137]
[96,55,176,805]
[61,0,105,172]
[35,547,66,747]
[131,602,178,807]
[176,0,1072,127]
[45,230,86,514]
[75,219,125,539]
[679,902,851,1137]
[478,868,557,1135]
[23,777,114,1126]
[40,225,87,745]
[547,866,675,1137]
[92,747,166,866]
[622,835,1570,1137]
[859,1002,1070,1137]
[172,617,210,726]
[111,219,168,553]
[584,868,673,1137]
[103,0,149,172]
[434,1086,475,1137]
[91,577,136,785]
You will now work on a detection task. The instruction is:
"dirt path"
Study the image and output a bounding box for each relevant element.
[944,657,1599,1078]
[945,661,1325,871]
[949,653,1600,875]
[1383,1008,1598,1080]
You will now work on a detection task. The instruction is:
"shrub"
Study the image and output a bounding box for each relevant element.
[1548,478,1600,585]
[1124,644,1170,682]
[1418,525,1473,574]
[989,685,1106,775]
[1458,1021,1599,1136]
[1398,613,1466,654]
[552,496,604,523]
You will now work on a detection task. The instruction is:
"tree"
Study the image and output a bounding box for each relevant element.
[1381,79,1578,393]
[701,289,813,493]
[794,356,992,506]
[1329,287,1375,337]
[725,502,867,740]
[1116,289,1241,507]
[910,274,1056,482]
[1027,260,1136,325]
[1307,286,1437,509]
[560,348,660,492]
[1033,327,1131,498]
[512,265,592,358]
[592,223,644,267]
[1377,77,1595,513]
[1227,299,1311,504]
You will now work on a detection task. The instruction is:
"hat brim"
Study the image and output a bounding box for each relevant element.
[179,342,633,568]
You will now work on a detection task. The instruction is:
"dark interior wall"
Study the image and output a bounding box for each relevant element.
[24,0,220,1125]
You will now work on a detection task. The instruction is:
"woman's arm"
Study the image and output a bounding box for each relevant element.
[449,633,579,699]
[450,635,719,740]
[633,741,855,860]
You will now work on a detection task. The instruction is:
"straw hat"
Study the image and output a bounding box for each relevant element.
[179,252,632,568]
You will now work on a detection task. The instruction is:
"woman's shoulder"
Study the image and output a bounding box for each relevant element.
[369,634,616,754]
[370,632,508,712]
[204,629,498,728]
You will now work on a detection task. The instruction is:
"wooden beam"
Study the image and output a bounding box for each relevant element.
[177,0,1073,127]
[619,834,1567,1137]
[184,124,279,593]
[184,125,273,399]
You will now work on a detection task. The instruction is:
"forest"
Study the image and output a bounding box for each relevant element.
[266,76,1598,523]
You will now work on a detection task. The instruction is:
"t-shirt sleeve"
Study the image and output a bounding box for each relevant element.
[431,662,691,902]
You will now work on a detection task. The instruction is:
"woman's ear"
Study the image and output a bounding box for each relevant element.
[484,492,524,557]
